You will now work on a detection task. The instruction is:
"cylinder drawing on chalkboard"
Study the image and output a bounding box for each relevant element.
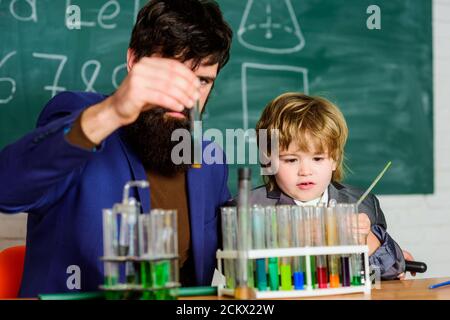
[238,0,305,54]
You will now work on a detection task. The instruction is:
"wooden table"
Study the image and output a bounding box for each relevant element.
[182,277,450,300]
[307,277,450,300]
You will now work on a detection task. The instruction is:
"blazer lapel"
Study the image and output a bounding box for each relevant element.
[277,192,296,205]
[328,182,349,204]
[186,167,205,284]
[265,184,296,205]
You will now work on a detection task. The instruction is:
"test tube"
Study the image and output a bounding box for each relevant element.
[303,206,316,289]
[313,205,328,289]
[127,199,140,285]
[103,209,119,287]
[221,206,238,289]
[113,198,140,285]
[326,205,340,288]
[348,204,362,286]
[265,205,279,291]
[235,168,253,299]
[251,205,267,291]
[291,206,306,290]
[166,209,179,297]
[277,205,292,291]
[190,100,202,169]
[337,204,352,287]
[150,209,178,300]
[355,205,368,285]
[138,214,154,300]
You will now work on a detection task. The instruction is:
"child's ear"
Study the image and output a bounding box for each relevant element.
[332,159,337,171]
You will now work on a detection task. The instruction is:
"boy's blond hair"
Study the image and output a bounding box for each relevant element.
[256,92,348,191]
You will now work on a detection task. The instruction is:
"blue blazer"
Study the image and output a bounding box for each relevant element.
[0,92,231,297]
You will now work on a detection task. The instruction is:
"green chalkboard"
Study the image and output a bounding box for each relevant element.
[0,0,140,146]
[0,0,433,195]
[207,0,434,195]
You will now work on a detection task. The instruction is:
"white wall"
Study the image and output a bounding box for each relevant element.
[0,213,26,251]
[1,0,450,280]
[378,0,450,279]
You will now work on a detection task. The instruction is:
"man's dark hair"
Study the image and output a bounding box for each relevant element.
[129,0,233,71]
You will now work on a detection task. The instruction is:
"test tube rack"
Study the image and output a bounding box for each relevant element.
[216,245,371,299]
[99,255,180,295]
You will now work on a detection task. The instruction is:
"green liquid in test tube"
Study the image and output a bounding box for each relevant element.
[221,207,238,289]
[138,214,154,300]
[310,256,316,288]
[140,261,153,300]
[349,204,363,286]
[146,209,178,300]
[153,260,171,300]
[252,205,267,291]
[277,206,292,291]
[163,210,178,300]
[235,168,253,299]
[265,206,279,291]
[102,209,120,300]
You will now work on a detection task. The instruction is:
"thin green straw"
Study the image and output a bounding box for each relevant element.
[356,161,392,207]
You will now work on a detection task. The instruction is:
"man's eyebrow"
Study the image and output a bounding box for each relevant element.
[197,75,216,82]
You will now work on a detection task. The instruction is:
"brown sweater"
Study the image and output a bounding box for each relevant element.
[146,170,191,269]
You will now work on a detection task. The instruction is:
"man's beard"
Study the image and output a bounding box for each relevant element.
[123,107,191,176]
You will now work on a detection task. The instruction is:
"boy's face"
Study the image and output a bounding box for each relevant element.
[275,142,337,202]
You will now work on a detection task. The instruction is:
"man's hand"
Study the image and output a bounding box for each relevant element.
[398,250,416,280]
[108,57,201,126]
[353,213,382,255]
[67,57,201,148]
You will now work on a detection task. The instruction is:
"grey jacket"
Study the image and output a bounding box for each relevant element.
[246,181,406,280]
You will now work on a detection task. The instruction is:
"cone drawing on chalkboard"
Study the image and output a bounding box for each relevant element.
[238,0,305,54]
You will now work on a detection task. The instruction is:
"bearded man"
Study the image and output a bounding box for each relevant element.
[0,0,232,297]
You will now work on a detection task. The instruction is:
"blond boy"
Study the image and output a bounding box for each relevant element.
[252,92,408,279]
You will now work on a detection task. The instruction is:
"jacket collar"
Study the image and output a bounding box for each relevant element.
[265,184,295,205]
[266,181,347,205]
[328,181,348,203]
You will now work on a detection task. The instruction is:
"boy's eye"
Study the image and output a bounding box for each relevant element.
[313,157,324,161]
[282,158,298,163]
